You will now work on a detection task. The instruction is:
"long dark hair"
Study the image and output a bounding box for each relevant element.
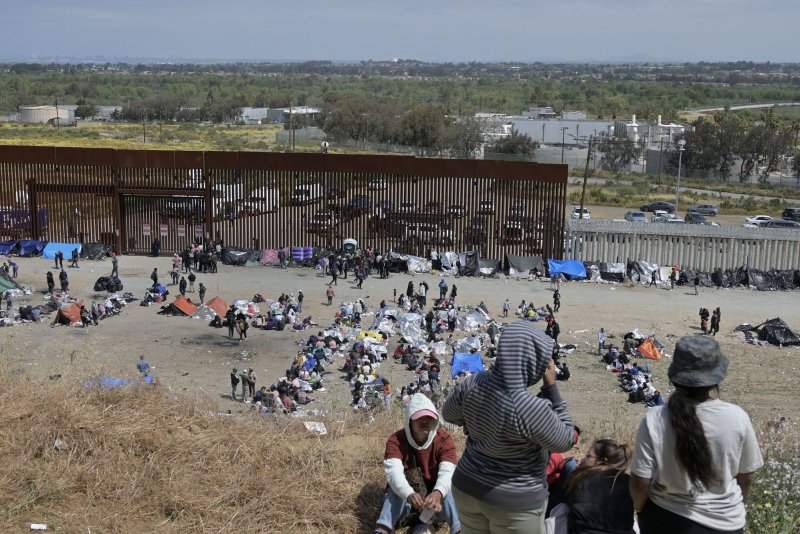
[565,439,632,495]
[668,385,718,488]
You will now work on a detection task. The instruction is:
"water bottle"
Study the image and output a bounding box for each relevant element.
[419,507,435,524]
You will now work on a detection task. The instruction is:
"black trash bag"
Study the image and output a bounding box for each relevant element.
[94,276,123,292]
[758,318,800,346]
[746,269,773,291]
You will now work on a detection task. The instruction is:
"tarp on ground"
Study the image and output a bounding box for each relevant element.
[260,248,289,266]
[584,261,626,283]
[711,267,747,288]
[54,301,85,326]
[439,251,460,272]
[221,248,260,266]
[80,242,112,260]
[451,352,484,377]
[206,296,228,318]
[398,312,424,340]
[0,272,21,291]
[637,338,662,360]
[547,259,587,280]
[0,241,18,255]
[191,304,216,320]
[627,261,659,285]
[506,254,545,279]
[18,240,46,256]
[478,258,501,277]
[406,255,431,273]
[771,270,796,291]
[758,318,800,346]
[42,242,81,260]
[746,269,773,291]
[459,251,480,277]
[679,269,714,287]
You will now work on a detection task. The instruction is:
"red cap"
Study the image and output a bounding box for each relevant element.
[410,409,438,421]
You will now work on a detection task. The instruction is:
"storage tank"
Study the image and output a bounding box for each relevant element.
[19,106,60,124]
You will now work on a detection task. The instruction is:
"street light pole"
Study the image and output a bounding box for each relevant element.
[674,138,686,214]
[561,126,568,164]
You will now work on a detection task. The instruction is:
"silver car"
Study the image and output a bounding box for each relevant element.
[688,204,719,216]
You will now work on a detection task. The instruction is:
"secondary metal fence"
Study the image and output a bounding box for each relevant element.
[565,220,800,271]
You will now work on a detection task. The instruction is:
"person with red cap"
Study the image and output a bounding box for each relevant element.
[374,393,461,534]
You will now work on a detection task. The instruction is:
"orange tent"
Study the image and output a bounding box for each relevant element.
[172,295,198,316]
[54,300,85,326]
[206,296,228,318]
[637,337,662,361]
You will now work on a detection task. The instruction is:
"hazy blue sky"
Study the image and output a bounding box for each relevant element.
[1,0,797,63]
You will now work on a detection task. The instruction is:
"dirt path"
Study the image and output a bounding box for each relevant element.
[3,254,798,438]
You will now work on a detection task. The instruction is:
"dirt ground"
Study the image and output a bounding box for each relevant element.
[2,252,798,439]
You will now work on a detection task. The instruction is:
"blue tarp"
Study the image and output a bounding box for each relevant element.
[84,374,154,389]
[451,352,484,378]
[42,242,81,260]
[18,240,46,256]
[0,241,18,255]
[547,259,587,280]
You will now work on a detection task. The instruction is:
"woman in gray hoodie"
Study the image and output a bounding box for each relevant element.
[442,320,575,533]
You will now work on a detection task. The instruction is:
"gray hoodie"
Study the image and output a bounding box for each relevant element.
[442,320,574,511]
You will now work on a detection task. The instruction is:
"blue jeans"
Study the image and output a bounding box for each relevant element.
[376,488,460,533]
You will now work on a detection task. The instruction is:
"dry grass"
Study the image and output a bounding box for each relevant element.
[0,368,418,533]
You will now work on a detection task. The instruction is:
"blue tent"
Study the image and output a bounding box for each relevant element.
[547,259,587,280]
[0,241,18,255]
[18,240,46,256]
[42,242,81,260]
[451,352,484,378]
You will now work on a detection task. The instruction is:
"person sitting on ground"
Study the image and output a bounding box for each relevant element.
[374,394,461,534]
[561,439,635,534]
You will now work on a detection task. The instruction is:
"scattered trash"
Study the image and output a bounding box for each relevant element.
[303,421,327,435]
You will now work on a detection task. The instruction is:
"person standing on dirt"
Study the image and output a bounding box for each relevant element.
[278,247,287,269]
[553,290,561,313]
[439,279,448,301]
[137,355,151,377]
[46,271,55,294]
[225,306,236,339]
[8,259,18,279]
[326,285,335,306]
[230,367,240,401]
[59,269,69,292]
[406,281,415,299]
[297,290,304,312]
[110,253,119,277]
[598,327,606,355]
[151,238,161,258]
[669,268,676,291]
[329,263,338,286]
[240,368,250,401]
[198,283,206,304]
[650,271,657,287]
[70,248,79,268]
[55,250,64,269]
[450,284,457,303]
[187,271,196,293]
[502,299,511,318]
[179,276,187,297]
[709,308,720,336]
[150,268,159,289]
[693,274,700,296]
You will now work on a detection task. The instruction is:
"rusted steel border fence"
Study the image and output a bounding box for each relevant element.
[0,146,568,260]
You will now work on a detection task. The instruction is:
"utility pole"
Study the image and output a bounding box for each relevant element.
[579,137,592,219]
[54,93,60,131]
[561,126,568,164]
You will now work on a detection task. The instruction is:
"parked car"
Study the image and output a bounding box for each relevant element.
[423,201,442,214]
[367,179,388,191]
[684,212,709,224]
[398,202,416,214]
[651,210,675,223]
[478,200,495,215]
[761,219,800,229]
[640,201,676,213]
[688,204,719,216]
[571,206,591,220]
[744,215,774,226]
[624,211,648,222]
[781,207,800,222]
[447,204,466,218]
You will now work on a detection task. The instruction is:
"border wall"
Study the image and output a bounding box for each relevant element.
[0,146,568,259]
[565,220,800,271]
